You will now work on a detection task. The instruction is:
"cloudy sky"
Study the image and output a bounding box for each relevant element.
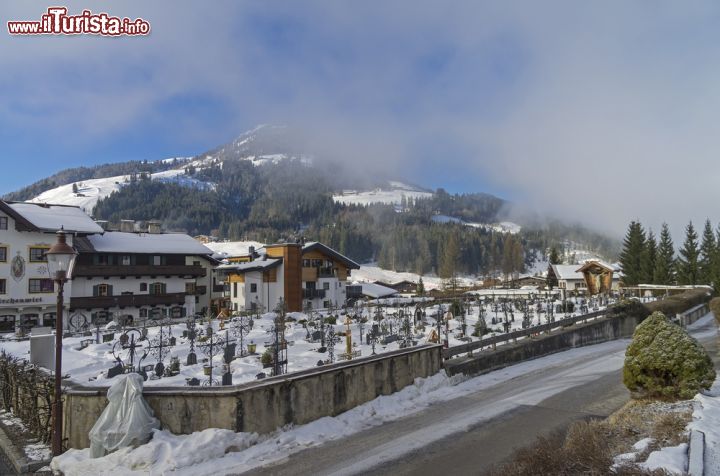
[2,1,720,238]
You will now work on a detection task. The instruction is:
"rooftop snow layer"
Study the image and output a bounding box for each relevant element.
[353,281,398,298]
[86,232,212,255]
[8,202,104,234]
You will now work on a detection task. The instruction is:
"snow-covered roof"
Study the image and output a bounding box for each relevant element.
[85,232,213,255]
[204,240,265,259]
[216,258,282,273]
[302,241,360,269]
[352,282,398,298]
[550,264,585,281]
[4,202,103,234]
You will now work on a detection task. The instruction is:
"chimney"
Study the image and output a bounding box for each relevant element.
[120,220,135,233]
[94,220,109,231]
[147,221,162,234]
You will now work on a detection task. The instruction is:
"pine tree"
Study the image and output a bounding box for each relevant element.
[653,223,675,285]
[417,277,425,296]
[677,221,700,285]
[699,219,716,285]
[548,247,562,265]
[439,234,460,292]
[640,230,656,284]
[619,221,646,286]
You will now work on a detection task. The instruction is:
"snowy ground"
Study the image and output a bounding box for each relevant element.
[49,313,719,476]
[0,410,52,464]
[29,161,213,214]
[332,182,433,206]
[0,298,604,388]
[350,263,479,290]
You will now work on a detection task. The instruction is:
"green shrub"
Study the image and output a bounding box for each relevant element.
[645,288,712,317]
[606,299,650,322]
[623,311,715,400]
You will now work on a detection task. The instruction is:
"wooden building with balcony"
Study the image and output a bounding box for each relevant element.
[219,241,359,313]
[70,231,215,323]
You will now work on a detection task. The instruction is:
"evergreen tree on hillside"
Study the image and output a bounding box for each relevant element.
[699,219,716,285]
[548,247,562,265]
[439,234,460,292]
[640,230,657,284]
[417,277,425,296]
[619,221,646,286]
[653,223,675,285]
[677,221,700,285]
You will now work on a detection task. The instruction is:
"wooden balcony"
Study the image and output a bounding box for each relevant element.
[72,265,207,278]
[70,292,187,310]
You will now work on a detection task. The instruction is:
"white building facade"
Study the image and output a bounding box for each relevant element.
[69,232,215,324]
[0,201,104,332]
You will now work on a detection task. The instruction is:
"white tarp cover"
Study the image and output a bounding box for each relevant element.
[89,373,160,458]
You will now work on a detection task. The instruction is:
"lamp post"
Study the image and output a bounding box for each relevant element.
[46,228,78,456]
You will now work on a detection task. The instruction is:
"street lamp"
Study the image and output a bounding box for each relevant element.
[46,227,77,456]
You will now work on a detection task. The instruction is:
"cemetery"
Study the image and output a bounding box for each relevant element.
[0,294,618,390]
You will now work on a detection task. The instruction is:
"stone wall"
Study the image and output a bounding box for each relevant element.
[63,344,442,449]
[444,311,643,377]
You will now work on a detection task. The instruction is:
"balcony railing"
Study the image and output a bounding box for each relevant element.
[72,265,207,278]
[317,267,336,278]
[70,292,187,310]
[302,289,326,299]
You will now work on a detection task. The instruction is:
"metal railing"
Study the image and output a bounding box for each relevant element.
[442,309,606,359]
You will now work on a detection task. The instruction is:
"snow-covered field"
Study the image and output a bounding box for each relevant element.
[431,215,522,234]
[332,181,433,206]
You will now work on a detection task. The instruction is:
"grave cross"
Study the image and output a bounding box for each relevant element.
[198,331,226,386]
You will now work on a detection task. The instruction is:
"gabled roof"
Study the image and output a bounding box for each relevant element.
[302,241,360,269]
[80,232,213,255]
[1,201,104,234]
[576,260,616,273]
[550,264,585,281]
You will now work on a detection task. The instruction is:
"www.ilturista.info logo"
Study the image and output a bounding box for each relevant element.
[7,7,150,36]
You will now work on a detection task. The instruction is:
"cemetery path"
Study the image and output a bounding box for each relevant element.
[246,317,718,476]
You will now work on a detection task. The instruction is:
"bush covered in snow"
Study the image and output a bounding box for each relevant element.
[623,311,715,400]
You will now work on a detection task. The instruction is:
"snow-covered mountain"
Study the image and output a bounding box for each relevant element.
[26,125,437,212]
[30,162,214,214]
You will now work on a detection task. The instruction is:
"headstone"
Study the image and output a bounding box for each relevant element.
[186,377,200,386]
[107,363,124,379]
[186,352,197,366]
[30,328,55,370]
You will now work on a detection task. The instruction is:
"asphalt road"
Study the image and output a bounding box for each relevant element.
[247,316,718,476]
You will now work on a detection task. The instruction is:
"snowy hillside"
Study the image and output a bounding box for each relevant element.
[30,163,214,214]
[431,215,522,234]
[333,181,433,206]
[192,124,312,168]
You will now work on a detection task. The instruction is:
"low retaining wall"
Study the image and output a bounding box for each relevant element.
[63,344,442,450]
[444,311,643,377]
[675,303,710,328]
